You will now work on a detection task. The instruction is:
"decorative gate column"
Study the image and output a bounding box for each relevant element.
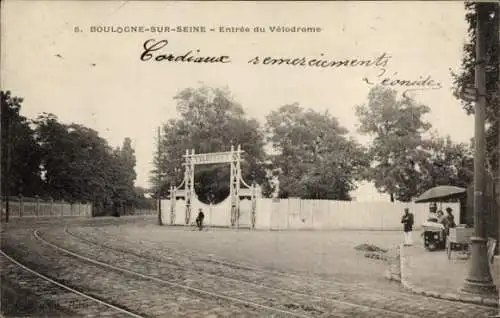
[168,145,258,228]
[229,145,243,227]
[251,184,257,229]
[169,185,176,225]
[184,149,195,225]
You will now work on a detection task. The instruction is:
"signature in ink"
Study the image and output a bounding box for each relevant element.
[363,72,442,97]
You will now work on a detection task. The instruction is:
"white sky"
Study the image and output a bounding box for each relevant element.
[1,1,473,200]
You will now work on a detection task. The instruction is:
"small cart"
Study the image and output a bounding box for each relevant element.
[446,226,474,260]
[422,222,446,251]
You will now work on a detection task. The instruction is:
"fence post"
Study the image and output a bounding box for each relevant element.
[287,200,290,230]
[49,197,53,216]
[60,200,64,216]
[35,195,40,217]
[18,195,23,218]
[78,202,81,216]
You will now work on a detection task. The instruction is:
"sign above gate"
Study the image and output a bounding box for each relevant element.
[171,144,257,228]
[185,151,243,165]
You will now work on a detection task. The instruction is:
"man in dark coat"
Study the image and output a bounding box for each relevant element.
[195,208,205,231]
[401,208,414,246]
[442,207,456,236]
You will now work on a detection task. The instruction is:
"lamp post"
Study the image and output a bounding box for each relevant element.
[462,3,497,295]
[494,0,500,259]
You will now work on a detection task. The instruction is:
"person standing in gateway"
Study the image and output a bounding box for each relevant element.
[401,208,414,246]
[196,208,205,231]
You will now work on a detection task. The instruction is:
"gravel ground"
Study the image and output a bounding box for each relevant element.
[0,217,497,317]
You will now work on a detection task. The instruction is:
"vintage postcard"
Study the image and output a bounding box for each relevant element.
[1,1,499,317]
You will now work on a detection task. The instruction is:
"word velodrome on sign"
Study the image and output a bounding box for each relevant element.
[188,153,234,165]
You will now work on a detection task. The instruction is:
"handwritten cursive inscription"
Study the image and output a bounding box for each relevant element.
[140,39,231,63]
[138,39,441,97]
[363,72,442,97]
[248,52,391,74]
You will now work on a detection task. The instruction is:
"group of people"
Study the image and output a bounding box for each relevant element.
[401,205,456,246]
[429,207,456,235]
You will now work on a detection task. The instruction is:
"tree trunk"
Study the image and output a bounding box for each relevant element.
[390,193,394,202]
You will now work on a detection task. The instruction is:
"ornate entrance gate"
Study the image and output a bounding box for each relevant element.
[169,145,259,228]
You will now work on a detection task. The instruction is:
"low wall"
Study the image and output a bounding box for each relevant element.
[256,199,460,231]
[131,209,157,216]
[161,198,460,231]
[2,199,92,218]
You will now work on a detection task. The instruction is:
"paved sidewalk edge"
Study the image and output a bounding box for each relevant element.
[384,246,402,282]
[398,244,499,308]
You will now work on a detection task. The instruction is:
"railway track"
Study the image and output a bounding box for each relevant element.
[2,222,497,318]
[0,216,152,231]
[66,228,387,294]
[0,250,144,318]
[36,228,419,318]
[65,226,499,317]
[81,226,410,288]
[77,226,394,287]
[2,230,278,318]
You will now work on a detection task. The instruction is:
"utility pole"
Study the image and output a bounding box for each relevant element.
[3,111,10,223]
[497,1,500,259]
[494,5,500,314]
[494,2,500,258]
[463,3,497,295]
[157,127,163,226]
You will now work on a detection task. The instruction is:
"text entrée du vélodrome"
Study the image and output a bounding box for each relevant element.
[89,25,322,33]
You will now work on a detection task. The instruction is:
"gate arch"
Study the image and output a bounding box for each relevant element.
[169,145,259,229]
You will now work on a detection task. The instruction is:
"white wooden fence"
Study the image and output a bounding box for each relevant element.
[255,198,460,230]
[161,198,460,231]
[1,197,92,218]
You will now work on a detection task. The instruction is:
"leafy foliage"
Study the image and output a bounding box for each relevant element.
[151,85,268,203]
[356,86,475,201]
[265,103,368,200]
[418,135,474,191]
[1,90,139,213]
[356,86,432,201]
[1,91,42,197]
[451,2,499,171]
[112,138,137,206]
[451,2,499,119]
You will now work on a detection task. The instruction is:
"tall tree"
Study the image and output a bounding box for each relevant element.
[35,114,112,203]
[1,91,42,198]
[418,135,474,191]
[34,114,139,215]
[451,2,499,174]
[110,138,137,214]
[151,85,267,203]
[356,86,432,202]
[266,103,368,200]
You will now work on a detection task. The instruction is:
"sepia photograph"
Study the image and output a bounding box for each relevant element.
[1,1,499,317]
